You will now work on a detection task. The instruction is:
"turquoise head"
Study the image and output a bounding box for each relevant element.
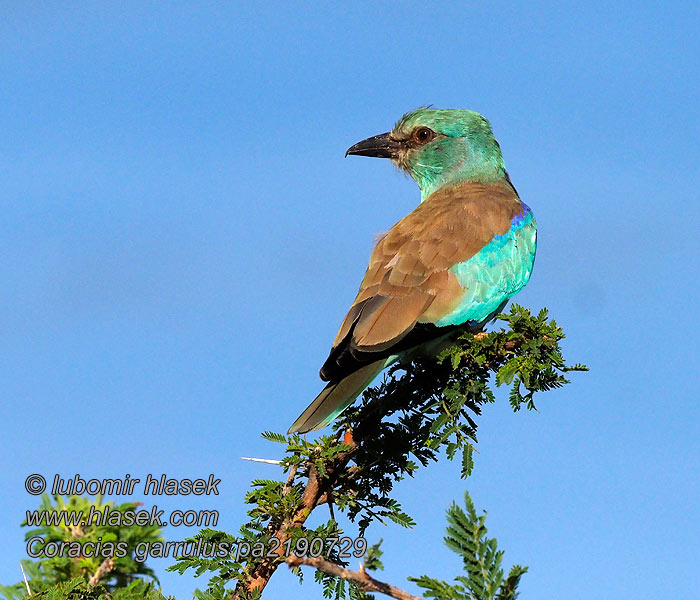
[346,108,507,199]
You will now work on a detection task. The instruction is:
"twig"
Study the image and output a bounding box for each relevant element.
[287,555,421,600]
[19,562,31,597]
[282,464,298,495]
[350,499,388,526]
[88,557,114,587]
[327,492,336,521]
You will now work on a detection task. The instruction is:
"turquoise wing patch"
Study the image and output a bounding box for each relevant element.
[435,209,537,327]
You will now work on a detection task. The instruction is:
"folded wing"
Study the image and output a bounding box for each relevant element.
[320,180,523,382]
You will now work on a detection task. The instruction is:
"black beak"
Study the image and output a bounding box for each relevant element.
[345,132,402,158]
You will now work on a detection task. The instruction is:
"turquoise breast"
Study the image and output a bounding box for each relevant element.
[435,206,537,327]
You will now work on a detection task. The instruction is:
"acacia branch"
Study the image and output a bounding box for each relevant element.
[215,309,583,599]
[287,555,421,600]
[233,335,525,598]
[236,433,358,598]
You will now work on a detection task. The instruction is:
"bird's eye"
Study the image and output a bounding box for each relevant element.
[414,127,434,143]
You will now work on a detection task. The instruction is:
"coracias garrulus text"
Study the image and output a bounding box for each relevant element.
[289,108,536,434]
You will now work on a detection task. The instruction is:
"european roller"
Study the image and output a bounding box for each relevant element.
[289,108,536,434]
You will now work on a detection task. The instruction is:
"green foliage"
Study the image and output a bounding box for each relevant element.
[169,488,357,600]
[337,304,585,506]
[0,578,175,600]
[410,492,528,600]
[171,306,585,599]
[0,495,165,600]
[443,305,587,413]
[361,540,385,572]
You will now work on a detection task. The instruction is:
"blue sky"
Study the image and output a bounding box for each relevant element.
[1,3,698,599]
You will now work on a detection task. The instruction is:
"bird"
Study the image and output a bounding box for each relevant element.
[288,108,536,434]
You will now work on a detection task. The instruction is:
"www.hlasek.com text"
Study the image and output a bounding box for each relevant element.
[25,504,218,528]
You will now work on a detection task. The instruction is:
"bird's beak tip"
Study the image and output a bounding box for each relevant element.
[345,132,400,159]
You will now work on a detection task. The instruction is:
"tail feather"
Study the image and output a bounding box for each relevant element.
[288,359,387,434]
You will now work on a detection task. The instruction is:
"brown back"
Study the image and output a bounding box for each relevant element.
[331,180,522,356]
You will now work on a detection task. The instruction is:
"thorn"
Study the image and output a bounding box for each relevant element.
[240,457,282,465]
[20,562,31,596]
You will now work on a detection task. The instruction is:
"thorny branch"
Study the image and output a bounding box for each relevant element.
[237,434,359,597]
[181,307,587,600]
[287,555,421,600]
